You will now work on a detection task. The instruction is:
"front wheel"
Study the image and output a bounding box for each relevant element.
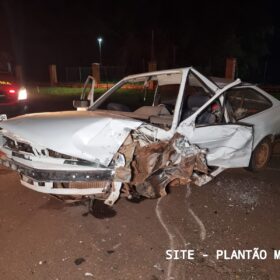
[248,138,272,171]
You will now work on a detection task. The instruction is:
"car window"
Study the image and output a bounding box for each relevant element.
[92,72,183,130]
[226,88,272,121]
[97,81,156,112]
[180,71,213,122]
[194,98,225,127]
[153,84,180,114]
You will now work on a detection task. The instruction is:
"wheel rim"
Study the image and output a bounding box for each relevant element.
[255,142,270,169]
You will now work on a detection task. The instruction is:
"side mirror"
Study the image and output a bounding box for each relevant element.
[73,100,90,110]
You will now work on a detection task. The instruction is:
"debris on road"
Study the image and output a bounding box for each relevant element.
[112,243,122,250]
[74,257,85,265]
[153,263,164,272]
[84,272,94,278]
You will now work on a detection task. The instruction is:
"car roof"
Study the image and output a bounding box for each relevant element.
[124,68,190,81]
[210,76,252,88]
[123,68,253,89]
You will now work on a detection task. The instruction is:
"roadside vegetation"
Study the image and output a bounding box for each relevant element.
[26,86,154,110]
[27,86,106,97]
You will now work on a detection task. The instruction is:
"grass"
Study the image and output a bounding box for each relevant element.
[27,86,107,97]
[26,86,154,110]
[26,86,152,99]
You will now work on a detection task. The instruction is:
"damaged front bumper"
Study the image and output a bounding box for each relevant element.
[0,129,215,206]
[0,153,126,205]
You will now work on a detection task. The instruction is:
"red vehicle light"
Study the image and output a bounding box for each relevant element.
[9,89,16,93]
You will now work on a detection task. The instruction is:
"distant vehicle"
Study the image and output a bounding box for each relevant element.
[0,68,279,206]
[0,62,28,116]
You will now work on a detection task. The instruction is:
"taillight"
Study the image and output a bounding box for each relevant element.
[8,89,16,94]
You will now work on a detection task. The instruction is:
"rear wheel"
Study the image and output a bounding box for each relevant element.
[248,138,272,171]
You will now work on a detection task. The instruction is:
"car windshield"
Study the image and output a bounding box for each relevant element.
[96,80,156,112]
[90,72,183,128]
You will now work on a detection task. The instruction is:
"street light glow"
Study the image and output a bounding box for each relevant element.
[97,37,103,65]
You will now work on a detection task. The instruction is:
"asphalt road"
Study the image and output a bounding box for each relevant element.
[0,96,280,279]
[0,159,280,280]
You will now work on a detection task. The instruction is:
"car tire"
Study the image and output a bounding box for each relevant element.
[247,137,272,171]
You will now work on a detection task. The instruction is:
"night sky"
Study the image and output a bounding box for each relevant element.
[0,0,279,83]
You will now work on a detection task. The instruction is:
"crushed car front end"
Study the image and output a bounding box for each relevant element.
[0,129,123,205]
[0,110,210,206]
[0,111,145,205]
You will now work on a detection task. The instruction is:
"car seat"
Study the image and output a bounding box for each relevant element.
[181,95,216,124]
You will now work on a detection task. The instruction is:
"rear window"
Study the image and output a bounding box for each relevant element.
[226,88,272,120]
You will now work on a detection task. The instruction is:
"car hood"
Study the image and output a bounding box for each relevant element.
[0,110,142,166]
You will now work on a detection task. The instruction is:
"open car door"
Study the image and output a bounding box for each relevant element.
[177,79,253,168]
[73,76,95,110]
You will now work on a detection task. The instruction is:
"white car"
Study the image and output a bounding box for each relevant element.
[0,68,279,205]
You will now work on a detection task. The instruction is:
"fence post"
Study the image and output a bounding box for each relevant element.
[148,61,157,72]
[15,65,23,83]
[92,63,100,84]
[225,58,236,80]
[78,67,82,82]
[148,61,157,89]
[49,64,58,85]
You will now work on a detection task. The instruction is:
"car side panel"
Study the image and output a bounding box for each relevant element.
[177,123,253,168]
[242,103,280,148]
